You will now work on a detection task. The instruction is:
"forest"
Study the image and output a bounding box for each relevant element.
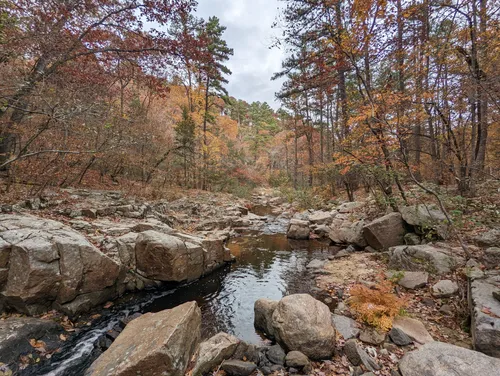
[0,0,498,204]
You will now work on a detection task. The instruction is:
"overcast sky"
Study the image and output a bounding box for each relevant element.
[196,0,285,109]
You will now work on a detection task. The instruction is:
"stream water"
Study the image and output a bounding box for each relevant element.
[28,211,340,376]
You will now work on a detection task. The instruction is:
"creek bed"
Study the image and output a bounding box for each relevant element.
[28,226,340,376]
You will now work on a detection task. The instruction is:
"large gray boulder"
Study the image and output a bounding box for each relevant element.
[363,213,406,250]
[475,229,500,247]
[287,219,310,240]
[328,219,366,247]
[469,271,500,358]
[192,332,240,376]
[135,231,204,282]
[400,205,450,239]
[389,245,464,275]
[271,294,336,359]
[254,298,278,338]
[86,301,201,376]
[0,214,121,315]
[398,341,500,376]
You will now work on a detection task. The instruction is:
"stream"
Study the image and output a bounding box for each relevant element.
[28,210,341,376]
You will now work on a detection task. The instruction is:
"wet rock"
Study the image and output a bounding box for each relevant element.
[192,332,240,376]
[344,339,380,371]
[271,294,336,359]
[287,219,310,240]
[389,327,412,346]
[332,314,360,340]
[306,259,325,270]
[395,271,429,290]
[400,205,450,239]
[431,280,459,298]
[399,341,500,376]
[135,230,204,282]
[0,317,64,366]
[363,213,406,250]
[475,229,500,247]
[266,344,286,365]
[388,245,464,275]
[469,271,500,357]
[221,360,257,376]
[254,298,278,338]
[392,317,434,344]
[86,302,201,376]
[359,328,386,345]
[404,233,421,245]
[118,313,143,329]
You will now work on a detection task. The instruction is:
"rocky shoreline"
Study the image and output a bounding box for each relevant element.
[0,188,499,375]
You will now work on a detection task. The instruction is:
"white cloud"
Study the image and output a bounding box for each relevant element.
[196,0,285,108]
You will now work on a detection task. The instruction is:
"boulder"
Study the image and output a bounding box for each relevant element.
[329,219,366,247]
[363,213,406,250]
[308,211,333,225]
[398,341,500,376]
[344,339,380,371]
[271,294,336,359]
[431,280,459,298]
[0,214,121,315]
[404,233,421,245]
[400,205,449,239]
[285,351,309,367]
[254,298,278,338]
[388,327,412,346]
[192,332,240,376]
[220,360,257,376]
[359,328,386,345]
[0,318,64,366]
[389,245,464,275]
[475,229,500,247]
[469,271,500,357]
[332,314,360,340]
[287,219,310,240]
[393,271,428,290]
[484,247,500,268]
[135,231,204,282]
[266,344,286,365]
[392,317,434,344]
[338,202,365,213]
[86,301,201,376]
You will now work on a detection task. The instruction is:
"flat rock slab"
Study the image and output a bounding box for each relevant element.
[399,341,500,376]
[389,245,464,275]
[387,271,428,290]
[432,280,459,298]
[332,314,360,340]
[469,271,500,357]
[392,317,434,344]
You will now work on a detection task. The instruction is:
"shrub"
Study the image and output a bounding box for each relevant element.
[348,277,407,331]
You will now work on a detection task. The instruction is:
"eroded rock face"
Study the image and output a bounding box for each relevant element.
[0,214,121,315]
[86,301,201,376]
[469,271,500,358]
[389,245,464,275]
[398,342,500,376]
[363,213,406,250]
[271,294,336,359]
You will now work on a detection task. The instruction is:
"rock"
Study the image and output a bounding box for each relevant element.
[400,205,450,239]
[285,351,309,367]
[392,317,434,344]
[0,214,121,315]
[86,301,201,376]
[0,318,64,366]
[396,271,429,290]
[389,245,464,275]
[135,230,204,282]
[494,291,500,302]
[363,213,406,250]
[287,219,310,240]
[344,339,380,371]
[254,298,278,338]
[404,233,421,245]
[338,202,364,213]
[81,208,97,219]
[271,294,336,359]
[332,314,360,340]
[431,280,459,298]
[306,259,325,270]
[308,211,333,225]
[220,360,257,376]
[266,344,286,365]
[439,304,453,316]
[192,332,240,376]
[118,312,142,329]
[469,271,500,357]
[388,327,413,346]
[329,219,366,247]
[484,247,500,268]
[359,328,386,345]
[475,229,500,247]
[398,341,500,376]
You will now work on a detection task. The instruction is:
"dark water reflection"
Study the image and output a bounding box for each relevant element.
[144,234,338,343]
